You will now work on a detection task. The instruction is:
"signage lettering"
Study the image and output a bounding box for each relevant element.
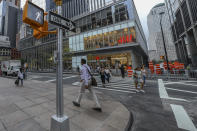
[118,34,134,44]
[49,11,76,32]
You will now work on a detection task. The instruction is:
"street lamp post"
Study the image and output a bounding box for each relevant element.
[50,0,70,131]
[159,12,170,71]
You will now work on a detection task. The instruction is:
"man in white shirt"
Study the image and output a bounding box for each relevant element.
[73,59,102,112]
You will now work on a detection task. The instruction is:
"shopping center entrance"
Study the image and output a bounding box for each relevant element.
[87,52,132,69]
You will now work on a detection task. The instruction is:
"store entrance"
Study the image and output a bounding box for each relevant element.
[87,52,132,69]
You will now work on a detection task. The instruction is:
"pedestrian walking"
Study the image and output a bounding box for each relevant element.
[120,64,125,78]
[100,67,106,87]
[73,59,102,112]
[141,65,147,88]
[105,67,111,83]
[16,68,24,87]
[133,67,144,93]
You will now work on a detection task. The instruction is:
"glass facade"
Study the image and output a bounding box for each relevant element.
[87,52,132,69]
[75,4,129,33]
[69,20,135,69]
[84,27,136,50]
[69,20,135,52]
[20,38,71,71]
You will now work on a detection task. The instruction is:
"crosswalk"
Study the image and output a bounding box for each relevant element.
[94,77,137,94]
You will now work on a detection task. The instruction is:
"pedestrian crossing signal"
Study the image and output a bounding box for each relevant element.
[23,2,57,39]
[23,1,44,28]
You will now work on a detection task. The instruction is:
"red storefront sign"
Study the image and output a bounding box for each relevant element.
[96,56,100,60]
[118,34,133,44]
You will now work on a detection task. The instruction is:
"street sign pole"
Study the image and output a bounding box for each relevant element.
[57,4,63,119]
[50,1,70,131]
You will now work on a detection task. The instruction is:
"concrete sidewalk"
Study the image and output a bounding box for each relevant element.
[0,77,130,131]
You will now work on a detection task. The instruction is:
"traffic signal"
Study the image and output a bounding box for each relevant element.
[54,0,62,5]
[160,56,164,60]
[33,21,49,39]
[23,1,57,39]
[23,1,44,28]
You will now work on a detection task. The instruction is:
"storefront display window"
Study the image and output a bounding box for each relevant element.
[87,52,132,69]
[83,26,136,50]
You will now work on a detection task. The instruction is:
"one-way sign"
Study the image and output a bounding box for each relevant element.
[49,11,76,32]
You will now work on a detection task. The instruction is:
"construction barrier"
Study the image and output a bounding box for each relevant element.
[127,69,133,77]
[163,62,168,70]
[179,63,185,70]
[149,62,154,74]
[174,61,180,70]
[155,64,161,74]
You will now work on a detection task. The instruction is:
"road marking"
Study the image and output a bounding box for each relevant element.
[72,82,80,86]
[94,87,136,94]
[165,82,197,87]
[97,85,136,91]
[158,79,169,98]
[46,75,77,83]
[171,104,197,131]
[158,79,188,102]
[166,87,197,94]
[98,83,135,88]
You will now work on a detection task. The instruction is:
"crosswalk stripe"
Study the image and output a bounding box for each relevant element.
[72,78,136,93]
[94,87,136,93]
[97,84,135,89]
[166,87,197,94]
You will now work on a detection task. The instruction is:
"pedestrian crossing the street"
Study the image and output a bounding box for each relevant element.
[94,77,137,94]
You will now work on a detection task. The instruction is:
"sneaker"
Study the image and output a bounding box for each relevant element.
[92,107,102,112]
[72,101,80,107]
[140,90,145,93]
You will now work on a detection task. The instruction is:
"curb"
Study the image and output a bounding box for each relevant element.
[125,112,134,131]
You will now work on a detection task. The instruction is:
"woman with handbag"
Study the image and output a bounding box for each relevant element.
[73,59,102,112]
[16,68,24,87]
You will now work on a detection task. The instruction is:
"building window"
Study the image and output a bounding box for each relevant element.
[115,4,129,23]
[77,7,113,33]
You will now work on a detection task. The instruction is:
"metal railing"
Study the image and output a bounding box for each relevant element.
[146,69,197,81]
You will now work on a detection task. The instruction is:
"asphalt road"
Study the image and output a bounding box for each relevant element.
[2,72,197,131]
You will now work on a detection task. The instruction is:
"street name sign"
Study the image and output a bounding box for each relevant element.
[49,11,76,32]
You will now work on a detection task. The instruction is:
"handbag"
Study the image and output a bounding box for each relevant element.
[15,79,19,85]
[85,66,97,86]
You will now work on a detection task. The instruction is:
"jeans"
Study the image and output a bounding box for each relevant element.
[143,76,146,84]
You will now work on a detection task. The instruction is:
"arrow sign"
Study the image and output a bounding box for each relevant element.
[49,11,76,32]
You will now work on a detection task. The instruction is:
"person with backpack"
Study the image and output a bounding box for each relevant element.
[73,59,102,112]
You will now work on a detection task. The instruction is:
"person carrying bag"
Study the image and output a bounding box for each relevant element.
[72,59,102,112]
[85,66,97,87]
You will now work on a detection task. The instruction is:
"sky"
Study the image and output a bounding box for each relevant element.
[133,0,164,40]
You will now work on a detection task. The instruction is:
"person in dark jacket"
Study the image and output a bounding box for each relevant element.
[120,64,125,78]
[100,67,106,87]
